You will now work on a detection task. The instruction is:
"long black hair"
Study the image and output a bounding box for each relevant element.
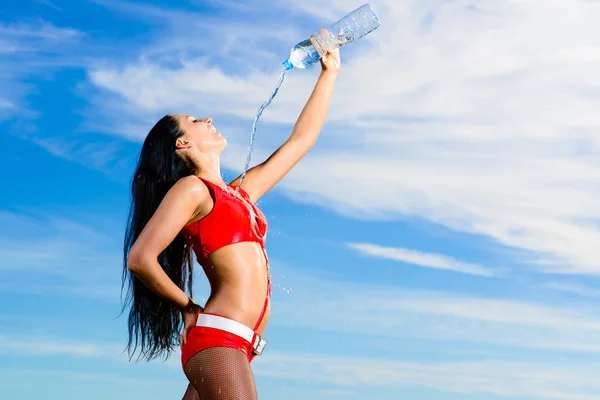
[122,114,195,361]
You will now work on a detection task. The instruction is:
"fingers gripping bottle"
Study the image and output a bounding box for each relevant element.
[282,3,381,70]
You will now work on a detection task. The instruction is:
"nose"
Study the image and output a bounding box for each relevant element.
[205,117,212,125]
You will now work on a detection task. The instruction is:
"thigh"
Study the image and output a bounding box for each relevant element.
[181,383,200,400]
[184,347,258,400]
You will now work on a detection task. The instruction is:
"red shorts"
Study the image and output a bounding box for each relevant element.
[182,280,270,369]
[181,313,258,369]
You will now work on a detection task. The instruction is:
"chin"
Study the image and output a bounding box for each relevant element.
[218,138,227,153]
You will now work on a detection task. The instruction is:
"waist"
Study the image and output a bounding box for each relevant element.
[203,296,270,333]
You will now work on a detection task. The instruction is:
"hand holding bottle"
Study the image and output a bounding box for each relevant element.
[311,29,341,74]
[284,3,380,70]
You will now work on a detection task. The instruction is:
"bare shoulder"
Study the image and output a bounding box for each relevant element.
[170,175,209,197]
[161,175,212,218]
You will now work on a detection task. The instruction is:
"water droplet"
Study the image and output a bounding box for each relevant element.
[201,377,204,383]
[287,288,292,294]
[218,388,222,394]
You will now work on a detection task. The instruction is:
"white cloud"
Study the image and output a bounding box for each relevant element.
[0,335,117,357]
[25,134,131,178]
[0,282,120,300]
[84,0,600,275]
[543,282,600,298]
[88,62,284,136]
[269,271,600,353]
[0,98,15,109]
[90,0,301,66]
[0,20,82,119]
[255,351,600,400]
[0,331,188,373]
[34,0,62,12]
[0,211,122,298]
[0,368,175,386]
[0,21,79,41]
[347,242,499,276]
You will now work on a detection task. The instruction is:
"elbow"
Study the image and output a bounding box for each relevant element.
[127,247,151,273]
[304,134,318,149]
[127,253,140,273]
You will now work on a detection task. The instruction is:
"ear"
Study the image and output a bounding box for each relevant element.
[175,138,193,150]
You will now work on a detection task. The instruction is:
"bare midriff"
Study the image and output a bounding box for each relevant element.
[199,241,270,334]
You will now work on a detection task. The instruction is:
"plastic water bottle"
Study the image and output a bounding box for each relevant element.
[283,3,381,70]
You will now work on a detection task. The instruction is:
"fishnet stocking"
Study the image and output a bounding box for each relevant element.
[183,347,258,400]
[182,383,201,400]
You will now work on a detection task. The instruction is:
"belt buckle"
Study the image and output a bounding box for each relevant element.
[252,335,267,356]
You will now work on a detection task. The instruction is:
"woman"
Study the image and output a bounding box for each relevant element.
[122,40,340,399]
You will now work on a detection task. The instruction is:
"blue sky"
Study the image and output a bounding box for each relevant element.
[3,0,600,399]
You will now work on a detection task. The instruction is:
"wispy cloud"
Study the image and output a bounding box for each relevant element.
[34,0,63,12]
[544,282,600,298]
[256,351,600,400]
[0,21,78,42]
[1,368,176,385]
[0,335,118,357]
[0,211,121,291]
[270,271,600,354]
[0,20,83,119]
[0,332,185,371]
[90,0,301,63]
[0,99,15,109]
[25,134,132,179]
[0,282,120,300]
[347,242,499,277]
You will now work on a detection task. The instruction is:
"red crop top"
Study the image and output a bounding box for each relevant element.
[180,176,268,263]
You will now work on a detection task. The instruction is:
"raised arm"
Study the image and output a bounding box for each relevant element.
[230,45,341,202]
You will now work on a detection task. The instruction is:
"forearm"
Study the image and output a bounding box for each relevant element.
[289,70,338,145]
[128,257,192,311]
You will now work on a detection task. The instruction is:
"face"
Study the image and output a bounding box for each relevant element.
[173,114,226,155]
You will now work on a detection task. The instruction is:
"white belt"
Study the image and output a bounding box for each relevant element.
[196,313,268,355]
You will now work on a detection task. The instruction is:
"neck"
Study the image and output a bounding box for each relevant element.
[195,154,226,186]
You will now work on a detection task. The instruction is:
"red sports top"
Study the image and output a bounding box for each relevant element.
[180,176,268,263]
